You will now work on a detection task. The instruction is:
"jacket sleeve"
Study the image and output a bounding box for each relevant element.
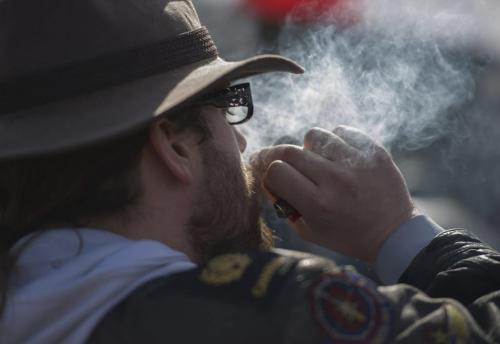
[88,249,498,344]
[399,229,500,306]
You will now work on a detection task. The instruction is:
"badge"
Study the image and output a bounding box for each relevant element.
[200,253,252,286]
[310,271,392,343]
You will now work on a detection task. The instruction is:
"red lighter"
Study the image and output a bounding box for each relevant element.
[273,198,302,222]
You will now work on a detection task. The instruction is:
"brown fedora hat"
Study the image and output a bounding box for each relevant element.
[0,0,303,160]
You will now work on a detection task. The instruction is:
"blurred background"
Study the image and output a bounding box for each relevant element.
[195,0,500,277]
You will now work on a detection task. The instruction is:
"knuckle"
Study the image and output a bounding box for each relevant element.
[332,125,345,134]
[255,148,271,167]
[332,125,350,136]
[305,127,328,144]
[303,129,317,147]
[305,127,322,139]
[281,145,300,162]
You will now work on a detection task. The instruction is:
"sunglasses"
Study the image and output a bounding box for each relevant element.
[193,83,254,125]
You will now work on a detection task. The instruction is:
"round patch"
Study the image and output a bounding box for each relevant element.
[310,271,392,343]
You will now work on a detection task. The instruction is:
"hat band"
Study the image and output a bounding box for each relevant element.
[0,27,218,115]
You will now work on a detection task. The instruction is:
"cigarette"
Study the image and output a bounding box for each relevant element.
[273,199,302,222]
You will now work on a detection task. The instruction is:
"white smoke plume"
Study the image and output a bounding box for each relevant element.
[240,0,498,155]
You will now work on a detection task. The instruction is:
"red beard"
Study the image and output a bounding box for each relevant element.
[187,142,273,263]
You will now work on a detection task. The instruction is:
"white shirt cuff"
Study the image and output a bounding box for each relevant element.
[375,215,443,285]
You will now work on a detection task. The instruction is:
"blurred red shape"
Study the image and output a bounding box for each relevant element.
[245,0,358,25]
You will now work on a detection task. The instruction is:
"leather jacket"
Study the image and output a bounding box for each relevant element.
[89,230,500,343]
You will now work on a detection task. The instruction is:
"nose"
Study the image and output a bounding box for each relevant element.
[233,127,247,153]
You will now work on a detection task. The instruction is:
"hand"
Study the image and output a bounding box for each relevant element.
[251,126,417,263]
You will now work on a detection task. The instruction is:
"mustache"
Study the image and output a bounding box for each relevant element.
[244,161,267,207]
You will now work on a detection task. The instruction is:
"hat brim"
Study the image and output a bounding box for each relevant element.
[0,55,303,160]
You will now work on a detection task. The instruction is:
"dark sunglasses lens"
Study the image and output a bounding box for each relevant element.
[194,83,253,124]
[226,87,248,104]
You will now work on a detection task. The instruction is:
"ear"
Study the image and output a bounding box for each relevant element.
[149,120,194,184]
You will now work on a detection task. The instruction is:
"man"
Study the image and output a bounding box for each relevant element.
[0,0,499,343]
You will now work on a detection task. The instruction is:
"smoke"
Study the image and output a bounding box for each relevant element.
[240,0,495,155]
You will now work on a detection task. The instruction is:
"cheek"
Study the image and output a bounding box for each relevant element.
[216,124,244,155]
[233,128,247,153]
[202,108,244,155]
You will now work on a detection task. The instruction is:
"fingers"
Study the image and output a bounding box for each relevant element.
[304,127,359,161]
[333,125,385,154]
[262,160,317,206]
[254,144,332,184]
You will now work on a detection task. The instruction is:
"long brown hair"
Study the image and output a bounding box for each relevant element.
[0,129,148,311]
[0,107,210,313]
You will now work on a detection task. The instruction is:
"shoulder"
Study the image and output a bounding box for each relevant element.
[104,249,339,305]
[88,249,389,344]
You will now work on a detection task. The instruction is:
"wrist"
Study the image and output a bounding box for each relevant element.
[375,214,443,284]
[367,205,419,264]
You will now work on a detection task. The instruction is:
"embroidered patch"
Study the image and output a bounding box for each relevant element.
[200,254,252,286]
[251,257,287,298]
[310,271,392,343]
